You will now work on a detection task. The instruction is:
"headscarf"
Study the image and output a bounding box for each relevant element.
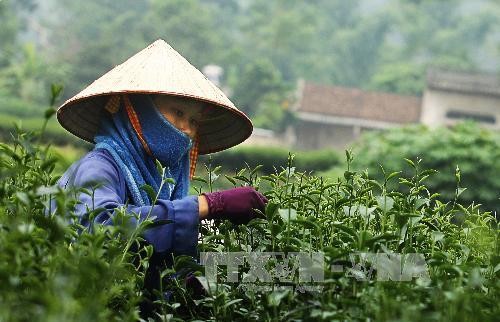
[94,95,193,206]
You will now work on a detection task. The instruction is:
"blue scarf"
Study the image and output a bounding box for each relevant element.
[94,95,192,206]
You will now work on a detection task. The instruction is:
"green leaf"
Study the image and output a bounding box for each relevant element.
[457,187,467,198]
[278,208,297,222]
[223,299,243,309]
[404,158,416,168]
[224,175,236,186]
[44,107,56,119]
[267,290,290,307]
[333,222,358,239]
[141,219,174,229]
[265,202,280,219]
[140,184,157,203]
[164,177,176,185]
[431,231,445,243]
[155,159,163,175]
[292,217,321,231]
[50,83,64,106]
[16,192,31,206]
[250,165,263,177]
[192,176,208,184]
[234,175,250,183]
[376,196,394,212]
[415,198,429,209]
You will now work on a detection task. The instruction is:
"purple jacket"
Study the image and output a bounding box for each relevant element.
[55,148,199,255]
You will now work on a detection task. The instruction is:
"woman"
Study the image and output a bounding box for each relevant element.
[54,40,267,271]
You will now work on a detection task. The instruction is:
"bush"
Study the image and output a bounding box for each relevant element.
[1,127,498,321]
[0,95,45,118]
[325,122,500,217]
[201,145,341,175]
[0,131,145,321]
[0,114,90,147]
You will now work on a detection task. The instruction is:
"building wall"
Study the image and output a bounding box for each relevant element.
[295,121,357,150]
[421,89,500,129]
[240,128,289,147]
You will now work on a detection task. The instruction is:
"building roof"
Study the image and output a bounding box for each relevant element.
[426,69,500,97]
[295,81,422,124]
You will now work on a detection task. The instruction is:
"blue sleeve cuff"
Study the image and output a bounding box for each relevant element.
[170,195,199,256]
[142,195,199,255]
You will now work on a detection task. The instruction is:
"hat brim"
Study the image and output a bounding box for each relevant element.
[57,91,253,155]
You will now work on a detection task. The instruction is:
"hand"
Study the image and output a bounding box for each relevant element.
[201,187,268,224]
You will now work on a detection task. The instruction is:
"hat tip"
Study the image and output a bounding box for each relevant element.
[153,38,167,45]
[150,39,173,50]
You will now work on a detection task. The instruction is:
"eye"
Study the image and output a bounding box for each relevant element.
[174,109,184,117]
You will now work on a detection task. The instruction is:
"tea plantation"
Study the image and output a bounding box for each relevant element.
[0,125,498,321]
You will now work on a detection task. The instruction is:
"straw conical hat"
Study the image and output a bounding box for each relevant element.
[57,39,253,154]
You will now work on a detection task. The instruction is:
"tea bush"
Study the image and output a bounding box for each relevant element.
[0,125,498,320]
[336,122,500,217]
[188,152,499,322]
[0,129,150,321]
[0,95,90,147]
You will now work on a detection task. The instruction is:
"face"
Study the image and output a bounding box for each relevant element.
[152,96,204,140]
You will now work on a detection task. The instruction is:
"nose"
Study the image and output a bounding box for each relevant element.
[178,118,194,138]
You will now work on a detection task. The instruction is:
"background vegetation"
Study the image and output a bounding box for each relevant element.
[202,146,340,175]
[2,0,500,134]
[321,122,500,217]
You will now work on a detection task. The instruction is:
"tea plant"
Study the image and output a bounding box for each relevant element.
[186,152,499,322]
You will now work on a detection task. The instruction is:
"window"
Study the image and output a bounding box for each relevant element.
[445,110,496,124]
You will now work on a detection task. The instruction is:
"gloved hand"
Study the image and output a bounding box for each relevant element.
[201,187,268,224]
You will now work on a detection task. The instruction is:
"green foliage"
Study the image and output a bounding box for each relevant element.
[200,145,341,175]
[0,44,62,104]
[0,87,88,147]
[1,2,500,319]
[333,122,500,216]
[0,114,85,147]
[0,130,145,321]
[2,0,500,135]
[190,153,498,321]
[0,0,18,68]
[0,95,44,118]
[1,125,499,320]
[368,62,425,95]
[5,0,500,106]
[250,93,291,132]
[230,58,286,117]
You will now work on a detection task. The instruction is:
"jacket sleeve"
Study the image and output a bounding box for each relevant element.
[61,153,199,255]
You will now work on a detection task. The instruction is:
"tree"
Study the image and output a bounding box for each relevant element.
[42,0,151,98]
[0,1,18,69]
[229,58,285,116]
[0,43,57,104]
[44,0,227,99]
[368,63,425,95]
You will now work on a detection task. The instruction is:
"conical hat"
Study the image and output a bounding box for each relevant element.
[57,39,253,154]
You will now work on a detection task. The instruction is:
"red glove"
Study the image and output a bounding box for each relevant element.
[201,187,268,224]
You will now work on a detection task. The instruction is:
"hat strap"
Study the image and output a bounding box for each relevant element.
[189,136,199,180]
[122,95,153,157]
